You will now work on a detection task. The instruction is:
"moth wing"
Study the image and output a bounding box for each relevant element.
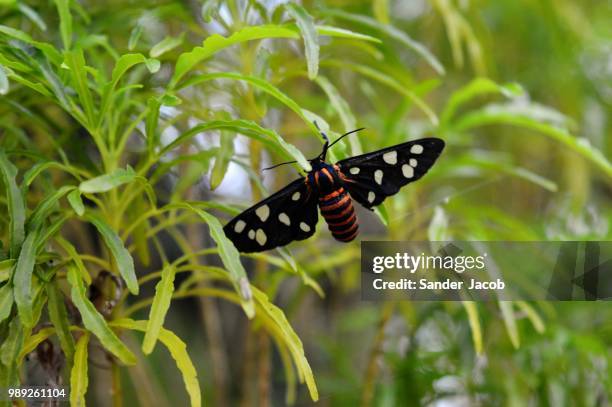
[337,138,445,209]
[223,178,319,252]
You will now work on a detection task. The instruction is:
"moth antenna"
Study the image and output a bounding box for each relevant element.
[328,127,366,149]
[262,160,298,171]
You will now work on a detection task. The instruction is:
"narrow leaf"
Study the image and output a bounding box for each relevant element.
[112,319,201,407]
[315,25,381,43]
[286,3,319,79]
[161,118,311,172]
[462,301,483,354]
[0,316,24,368]
[67,189,85,216]
[47,279,76,364]
[55,237,92,285]
[54,0,72,49]
[79,167,136,193]
[323,9,445,75]
[13,230,39,327]
[184,204,254,318]
[64,49,96,125]
[66,265,136,364]
[85,214,138,295]
[128,25,143,50]
[210,131,234,190]
[252,288,318,401]
[70,332,90,407]
[142,263,177,354]
[499,301,519,349]
[27,185,75,232]
[0,150,25,257]
[0,64,8,95]
[171,24,300,87]
[0,282,13,323]
[150,34,184,58]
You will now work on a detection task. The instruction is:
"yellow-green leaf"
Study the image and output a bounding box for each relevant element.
[142,263,177,354]
[111,319,201,407]
[67,265,136,365]
[85,214,138,295]
[70,332,90,407]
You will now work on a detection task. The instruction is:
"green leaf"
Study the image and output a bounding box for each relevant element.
[0,64,8,95]
[162,119,311,172]
[314,75,361,154]
[252,287,318,401]
[99,54,160,124]
[85,214,138,295]
[210,131,234,190]
[183,204,254,318]
[67,189,85,216]
[462,301,483,354]
[66,265,136,365]
[70,331,90,407]
[428,206,449,241]
[55,237,92,285]
[315,25,381,43]
[285,3,319,79]
[111,319,201,407]
[27,185,75,232]
[171,24,300,87]
[0,316,24,368]
[47,279,76,365]
[79,167,136,193]
[0,150,25,257]
[13,230,39,328]
[142,263,177,354]
[441,78,523,125]
[454,104,612,179]
[150,33,184,58]
[326,61,438,125]
[0,282,13,323]
[322,9,445,75]
[17,3,47,31]
[54,0,73,49]
[0,260,14,283]
[515,301,545,333]
[373,0,390,23]
[499,301,519,349]
[64,49,96,126]
[128,25,143,50]
[0,25,62,65]
[180,72,320,152]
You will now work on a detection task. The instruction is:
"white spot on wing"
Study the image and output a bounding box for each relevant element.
[255,205,270,222]
[374,169,383,185]
[292,191,301,201]
[383,151,397,165]
[409,158,418,167]
[256,229,267,246]
[299,222,311,232]
[278,213,290,226]
[402,164,414,178]
[234,220,246,233]
[410,144,424,154]
[368,191,375,203]
[248,230,255,239]
[349,167,360,175]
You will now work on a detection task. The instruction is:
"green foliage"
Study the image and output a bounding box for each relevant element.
[0,0,610,406]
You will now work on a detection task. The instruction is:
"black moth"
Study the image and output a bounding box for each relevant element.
[223,125,445,253]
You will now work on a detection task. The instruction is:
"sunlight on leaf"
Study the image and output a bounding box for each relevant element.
[70,331,90,407]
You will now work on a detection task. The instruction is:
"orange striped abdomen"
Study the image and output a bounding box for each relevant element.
[318,187,359,242]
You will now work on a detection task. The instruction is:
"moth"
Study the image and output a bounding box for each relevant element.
[223,125,445,252]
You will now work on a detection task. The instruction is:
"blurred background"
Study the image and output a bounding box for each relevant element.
[0,0,611,406]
